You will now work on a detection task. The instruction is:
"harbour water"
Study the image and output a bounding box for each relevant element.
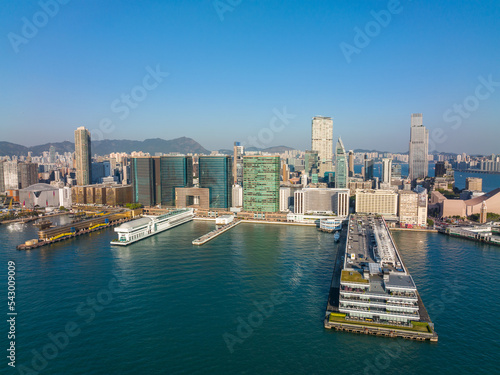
[1,218,499,374]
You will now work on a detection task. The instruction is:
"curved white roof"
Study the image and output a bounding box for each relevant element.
[116,217,152,230]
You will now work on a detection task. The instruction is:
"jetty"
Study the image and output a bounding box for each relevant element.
[16,211,134,250]
[324,214,438,342]
[192,219,241,245]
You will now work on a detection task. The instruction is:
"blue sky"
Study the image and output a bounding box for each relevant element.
[1,0,499,154]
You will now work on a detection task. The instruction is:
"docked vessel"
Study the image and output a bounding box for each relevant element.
[110,209,194,246]
[334,232,340,242]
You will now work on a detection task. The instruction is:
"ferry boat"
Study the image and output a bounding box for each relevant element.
[334,232,340,242]
[110,209,194,246]
[318,218,343,233]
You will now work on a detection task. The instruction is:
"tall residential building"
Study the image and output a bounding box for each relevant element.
[243,156,280,212]
[3,161,19,190]
[408,113,429,181]
[199,156,232,209]
[311,116,333,176]
[233,142,244,185]
[74,126,92,186]
[18,162,38,188]
[381,158,392,184]
[282,162,289,183]
[0,161,4,192]
[335,138,348,189]
[348,150,354,177]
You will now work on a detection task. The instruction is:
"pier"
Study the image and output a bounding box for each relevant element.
[440,225,500,247]
[324,214,438,342]
[192,219,241,245]
[16,211,134,250]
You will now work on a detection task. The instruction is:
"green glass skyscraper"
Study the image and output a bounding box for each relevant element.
[199,156,232,209]
[335,138,348,189]
[243,156,280,212]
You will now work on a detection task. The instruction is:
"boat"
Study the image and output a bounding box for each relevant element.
[110,209,194,246]
[34,219,54,230]
[334,232,340,242]
[318,218,343,232]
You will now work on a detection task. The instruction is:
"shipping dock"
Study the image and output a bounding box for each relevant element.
[324,214,438,342]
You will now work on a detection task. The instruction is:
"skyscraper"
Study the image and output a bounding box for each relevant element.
[3,161,19,190]
[381,158,392,184]
[49,145,56,164]
[0,161,4,192]
[131,157,156,206]
[243,156,280,212]
[364,158,374,181]
[74,126,92,186]
[199,155,232,209]
[18,162,38,188]
[335,138,348,189]
[156,156,193,206]
[233,142,244,185]
[348,150,354,177]
[311,116,333,176]
[408,113,429,181]
[130,156,193,207]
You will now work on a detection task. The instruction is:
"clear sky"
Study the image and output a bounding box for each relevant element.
[1,0,499,154]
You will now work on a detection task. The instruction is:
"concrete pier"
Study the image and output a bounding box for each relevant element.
[192,220,241,245]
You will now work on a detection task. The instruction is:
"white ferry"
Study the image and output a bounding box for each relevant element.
[110,209,194,246]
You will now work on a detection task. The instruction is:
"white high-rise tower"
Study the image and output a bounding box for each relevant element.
[311,116,333,176]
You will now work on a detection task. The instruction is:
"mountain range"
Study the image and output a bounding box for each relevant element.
[0,137,210,157]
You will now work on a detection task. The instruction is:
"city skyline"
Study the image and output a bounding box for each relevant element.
[1,1,499,154]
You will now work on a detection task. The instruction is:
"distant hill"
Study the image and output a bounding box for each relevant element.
[0,137,210,157]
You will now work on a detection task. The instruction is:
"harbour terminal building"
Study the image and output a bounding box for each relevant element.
[339,215,422,326]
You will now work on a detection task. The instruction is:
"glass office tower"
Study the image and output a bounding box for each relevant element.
[243,156,280,212]
[199,156,232,209]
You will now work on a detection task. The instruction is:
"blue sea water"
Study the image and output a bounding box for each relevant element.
[0,217,499,374]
